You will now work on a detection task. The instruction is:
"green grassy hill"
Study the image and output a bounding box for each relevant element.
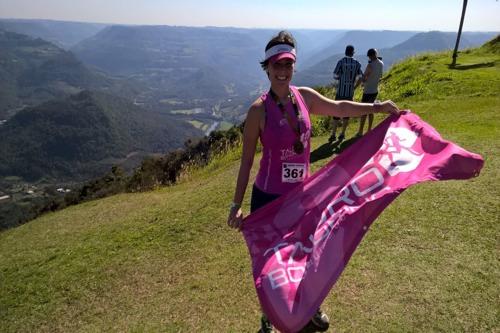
[1,40,499,332]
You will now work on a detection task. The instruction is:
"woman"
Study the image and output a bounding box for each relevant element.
[227,31,399,333]
[357,48,384,137]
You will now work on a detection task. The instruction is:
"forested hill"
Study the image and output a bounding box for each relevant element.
[0,29,139,120]
[71,25,266,102]
[0,90,201,182]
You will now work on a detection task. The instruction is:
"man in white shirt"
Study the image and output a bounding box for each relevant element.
[357,48,384,137]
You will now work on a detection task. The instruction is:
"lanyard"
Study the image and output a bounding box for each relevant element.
[268,88,302,139]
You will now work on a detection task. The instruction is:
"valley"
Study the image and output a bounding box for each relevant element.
[0,18,497,229]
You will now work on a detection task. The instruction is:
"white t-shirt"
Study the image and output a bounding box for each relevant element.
[364,58,384,94]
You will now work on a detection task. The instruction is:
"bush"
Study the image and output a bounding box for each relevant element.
[127,125,243,192]
[310,114,332,137]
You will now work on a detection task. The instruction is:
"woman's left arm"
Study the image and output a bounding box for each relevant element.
[298,86,400,118]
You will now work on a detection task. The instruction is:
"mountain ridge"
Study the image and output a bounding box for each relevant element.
[299,30,419,70]
[0,18,107,49]
[0,28,140,119]
[294,30,498,87]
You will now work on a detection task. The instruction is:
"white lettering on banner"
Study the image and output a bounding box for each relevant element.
[268,266,308,289]
[268,268,289,289]
[319,187,354,225]
[264,242,288,266]
[288,266,306,283]
[351,167,385,196]
[312,210,343,245]
[264,126,425,289]
[264,166,384,290]
[288,241,313,264]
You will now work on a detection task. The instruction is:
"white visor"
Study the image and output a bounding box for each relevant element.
[264,44,297,62]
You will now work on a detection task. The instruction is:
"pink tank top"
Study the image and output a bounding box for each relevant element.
[254,86,312,195]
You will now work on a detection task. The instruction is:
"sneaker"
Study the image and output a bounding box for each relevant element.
[258,315,275,333]
[355,132,363,138]
[328,134,337,143]
[310,309,330,332]
[338,133,345,141]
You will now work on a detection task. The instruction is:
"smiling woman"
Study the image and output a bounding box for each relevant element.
[226,30,401,333]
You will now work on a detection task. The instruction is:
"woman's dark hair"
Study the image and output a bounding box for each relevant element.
[260,30,297,71]
[367,48,377,57]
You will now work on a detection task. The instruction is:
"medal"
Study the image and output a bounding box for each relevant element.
[293,140,304,154]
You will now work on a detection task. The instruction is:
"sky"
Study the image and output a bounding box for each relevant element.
[0,0,499,31]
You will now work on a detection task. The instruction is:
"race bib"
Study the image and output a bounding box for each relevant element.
[282,163,306,183]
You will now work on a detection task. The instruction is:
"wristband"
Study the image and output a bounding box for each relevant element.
[229,202,241,210]
[373,101,383,112]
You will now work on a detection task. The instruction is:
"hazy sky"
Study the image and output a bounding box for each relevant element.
[0,0,498,31]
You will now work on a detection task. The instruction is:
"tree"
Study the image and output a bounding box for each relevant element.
[451,0,468,67]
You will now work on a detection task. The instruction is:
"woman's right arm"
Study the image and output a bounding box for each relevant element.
[227,102,262,229]
[299,87,399,118]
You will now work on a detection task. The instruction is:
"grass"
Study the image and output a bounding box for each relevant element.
[1,44,499,332]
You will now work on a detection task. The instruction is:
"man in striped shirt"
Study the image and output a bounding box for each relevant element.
[329,45,363,142]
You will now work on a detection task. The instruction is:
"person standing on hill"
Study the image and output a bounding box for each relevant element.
[357,48,384,137]
[226,31,400,333]
[329,45,363,142]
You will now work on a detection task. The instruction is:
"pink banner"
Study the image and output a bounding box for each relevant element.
[241,112,483,333]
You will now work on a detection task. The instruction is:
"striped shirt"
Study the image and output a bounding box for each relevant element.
[333,56,363,99]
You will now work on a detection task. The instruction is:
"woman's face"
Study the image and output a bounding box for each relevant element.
[267,58,295,87]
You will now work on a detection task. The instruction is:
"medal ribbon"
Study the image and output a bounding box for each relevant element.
[269,89,303,152]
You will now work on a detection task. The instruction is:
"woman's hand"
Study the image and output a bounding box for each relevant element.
[227,206,244,230]
[376,100,400,116]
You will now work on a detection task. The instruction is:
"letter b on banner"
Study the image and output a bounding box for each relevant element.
[268,266,306,289]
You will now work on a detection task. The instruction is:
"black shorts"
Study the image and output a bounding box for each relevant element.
[250,184,281,213]
[334,96,353,120]
[361,92,378,103]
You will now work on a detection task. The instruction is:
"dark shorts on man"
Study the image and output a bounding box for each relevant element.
[250,184,281,213]
[361,92,378,103]
[333,95,353,120]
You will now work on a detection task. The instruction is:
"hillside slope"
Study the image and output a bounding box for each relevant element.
[0,41,498,332]
[0,90,201,182]
[0,29,139,119]
[71,25,266,111]
[294,31,497,87]
[299,30,418,70]
[0,18,107,49]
